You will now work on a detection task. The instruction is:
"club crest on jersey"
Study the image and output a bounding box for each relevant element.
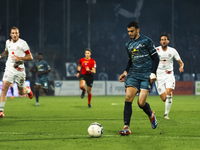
[85,63,87,65]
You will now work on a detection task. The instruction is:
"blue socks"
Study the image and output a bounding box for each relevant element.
[139,102,152,117]
[124,101,132,126]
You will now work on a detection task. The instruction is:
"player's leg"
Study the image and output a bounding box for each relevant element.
[16,73,33,99]
[164,88,173,119]
[138,79,157,129]
[34,77,42,105]
[79,75,86,98]
[10,83,15,99]
[0,70,14,117]
[155,79,167,101]
[18,86,33,99]
[35,78,48,106]
[163,76,175,119]
[0,81,11,117]
[137,89,157,129]
[138,89,151,117]
[85,75,94,107]
[87,86,92,108]
[35,84,41,106]
[119,86,137,135]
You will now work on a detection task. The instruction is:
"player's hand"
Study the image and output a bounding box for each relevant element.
[13,63,18,68]
[86,67,90,72]
[119,71,127,82]
[14,55,20,62]
[179,67,184,73]
[76,73,79,78]
[149,73,157,83]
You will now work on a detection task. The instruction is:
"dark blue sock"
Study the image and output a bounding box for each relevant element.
[35,91,39,103]
[139,102,152,117]
[11,87,14,96]
[124,101,132,126]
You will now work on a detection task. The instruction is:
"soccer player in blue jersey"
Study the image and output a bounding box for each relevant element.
[30,53,51,106]
[119,21,160,135]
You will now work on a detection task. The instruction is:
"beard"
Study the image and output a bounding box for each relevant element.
[161,44,168,49]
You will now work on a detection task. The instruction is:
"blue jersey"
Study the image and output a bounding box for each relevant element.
[125,35,157,77]
[34,60,51,78]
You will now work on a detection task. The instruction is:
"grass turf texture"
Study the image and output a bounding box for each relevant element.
[0,95,200,150]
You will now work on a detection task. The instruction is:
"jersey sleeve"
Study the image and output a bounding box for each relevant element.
[173,49,181,60]
[22,41,30,54]
[92,60,96,68]
[78,59,82,65]
[146,38,157,56]
[5,40,9,51]
[125,42,131,59]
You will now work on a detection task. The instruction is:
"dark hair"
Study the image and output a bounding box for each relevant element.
[38,53,43,56]
[160,33,170,41]
[127,21,140,29]
[10,26,19,32]
[85,48,91,52]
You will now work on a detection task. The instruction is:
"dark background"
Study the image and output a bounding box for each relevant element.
[0,0,199,82]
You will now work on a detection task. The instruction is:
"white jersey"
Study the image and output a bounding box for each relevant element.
[5,38,30,71]
[156,46,180,75]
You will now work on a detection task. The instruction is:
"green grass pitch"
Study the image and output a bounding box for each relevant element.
[0,95,200,150]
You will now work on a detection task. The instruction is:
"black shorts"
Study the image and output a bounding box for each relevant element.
[79,74,94,87]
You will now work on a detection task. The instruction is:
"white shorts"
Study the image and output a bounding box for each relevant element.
[2,69,26,87]
[155,74,175,95]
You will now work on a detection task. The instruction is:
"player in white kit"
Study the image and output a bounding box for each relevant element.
[155,33,184,119]
[0,26,34,117]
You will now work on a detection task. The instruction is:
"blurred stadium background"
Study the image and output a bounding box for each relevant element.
[0,0,199,95]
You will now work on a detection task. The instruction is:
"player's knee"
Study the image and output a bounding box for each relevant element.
[43,89,48,94]
[125,94,132,102]
[161,98,166,102]
[80,86,85,90]
[137,100,145,108]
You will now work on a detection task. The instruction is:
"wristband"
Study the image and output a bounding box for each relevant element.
[150,73,156,79]
[77,70,80,73]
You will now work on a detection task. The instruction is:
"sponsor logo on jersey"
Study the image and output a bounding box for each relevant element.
[136,43,145,49]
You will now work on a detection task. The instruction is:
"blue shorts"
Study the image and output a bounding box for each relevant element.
[124,75,152,92]
[35,77,49,89]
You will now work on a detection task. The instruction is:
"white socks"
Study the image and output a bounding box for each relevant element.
[165,95,172,115]
[0,102,5,112]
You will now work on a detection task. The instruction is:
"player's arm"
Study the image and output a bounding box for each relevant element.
[76,64,81,78]
[38,65,51,75]
[150,52,159,83]
[38,69,51,75]
[86,67,96,74]
[119,46,132,82]
[30,63,37,73]
[29,68,37,73]
[177,59,184,73]
[147,38,160,83]
[0,51,8,58]
[38,63,51,75]
[14,50,33,62]
[119,58,131,82]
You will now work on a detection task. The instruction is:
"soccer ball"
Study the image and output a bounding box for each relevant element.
[87,122,103,138]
